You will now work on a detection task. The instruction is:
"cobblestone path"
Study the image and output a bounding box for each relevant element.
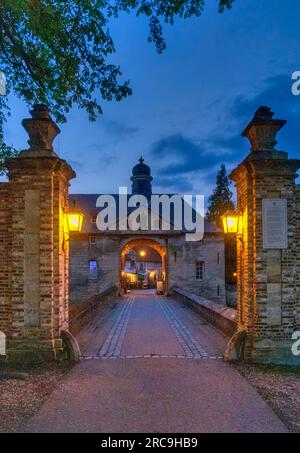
[97,296,134,358]
[80,290,222,360]
[22,290,288,433]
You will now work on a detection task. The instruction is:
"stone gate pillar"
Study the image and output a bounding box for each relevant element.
[231,106,300,364]
[5,104,75,362]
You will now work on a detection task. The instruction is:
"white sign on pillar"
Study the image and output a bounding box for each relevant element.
[262,199,288,249]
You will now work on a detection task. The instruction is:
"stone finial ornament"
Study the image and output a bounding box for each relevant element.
[242,106,286,152]
[21,104,60,156]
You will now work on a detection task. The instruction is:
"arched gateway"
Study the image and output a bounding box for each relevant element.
[0,105,298,364]
[68,157,225,305]
[120,237,167,293]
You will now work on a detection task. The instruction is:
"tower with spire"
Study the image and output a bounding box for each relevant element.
[131,156,153,201]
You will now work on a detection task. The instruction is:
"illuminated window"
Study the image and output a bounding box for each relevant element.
[89,260,98,280]
[196,261,205,280]
[91,215,97,224]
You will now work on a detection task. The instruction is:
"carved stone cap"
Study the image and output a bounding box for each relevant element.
[20,104,60,157]
[6,155,76,182]
[230,153,300,183]
[242,106,286,152]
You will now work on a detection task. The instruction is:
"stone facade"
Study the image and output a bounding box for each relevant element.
[0,105,75,362]
[231,106,300,364]
[167,233,225,300]
[70,234,225,303]
[0,183,11,340]
[1,104,298,365]
[69,235,120,304]
[69,160,226,306]
[69,231,226,305]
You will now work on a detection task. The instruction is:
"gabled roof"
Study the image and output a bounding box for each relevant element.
[69,194,221,234]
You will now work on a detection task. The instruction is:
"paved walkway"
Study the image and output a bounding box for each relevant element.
[22,290,287,433]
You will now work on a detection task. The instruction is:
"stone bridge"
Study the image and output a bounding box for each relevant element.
[0,104,299,365]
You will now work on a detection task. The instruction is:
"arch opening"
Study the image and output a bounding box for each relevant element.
[120,238,167,295]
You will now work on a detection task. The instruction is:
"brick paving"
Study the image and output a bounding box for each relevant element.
[97,296,134,358]
[158,298,208,358]
[121,291,185,358]
[82,290,219,360]
[21,290,288,433]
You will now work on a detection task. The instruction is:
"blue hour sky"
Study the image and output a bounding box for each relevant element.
[2,0,300,200]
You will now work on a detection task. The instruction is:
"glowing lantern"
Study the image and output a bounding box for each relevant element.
[221,211,241,234]
[67,212,84,232]
[139,250,146,257]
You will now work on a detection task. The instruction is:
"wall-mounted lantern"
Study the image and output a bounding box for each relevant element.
[221,209,244,253]
[62,209,84,251]
[67,212,84,232]
[221,210,242,235]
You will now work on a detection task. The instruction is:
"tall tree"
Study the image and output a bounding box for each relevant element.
[206,163,234,227]
[207,163,237,305]
[0,0,235,171]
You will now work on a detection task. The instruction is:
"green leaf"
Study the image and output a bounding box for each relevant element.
[0,0,234,124]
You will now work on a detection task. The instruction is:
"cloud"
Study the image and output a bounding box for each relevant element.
[155,175,194,193]
[208,134,247,155]
[151,133,232,176]
[151,73,300,191]
[230,74,300,152]
[103,119,139,139]
[231,75,296,120]
[206,75,300,157]
[88,143,105,153]
[78,143,116,174]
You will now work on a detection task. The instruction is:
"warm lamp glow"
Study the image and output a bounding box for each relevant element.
[221,211,241,234]
[139,250,146,257]
[126,273,137,283]
[67,213,84,232]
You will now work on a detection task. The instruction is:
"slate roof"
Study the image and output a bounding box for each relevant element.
[69,194,221,234]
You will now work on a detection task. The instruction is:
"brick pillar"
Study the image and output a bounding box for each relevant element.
[6,104,75,362]
[230,106,300,364]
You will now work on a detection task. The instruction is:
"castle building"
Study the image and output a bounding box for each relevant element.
[69,158,226,304]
